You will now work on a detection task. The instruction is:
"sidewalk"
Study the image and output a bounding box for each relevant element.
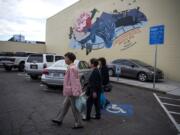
[110,77,180,96]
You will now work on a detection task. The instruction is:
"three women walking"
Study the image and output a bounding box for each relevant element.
[52,52,110,129]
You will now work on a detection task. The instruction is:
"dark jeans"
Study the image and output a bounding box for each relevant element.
[86,92,101,119]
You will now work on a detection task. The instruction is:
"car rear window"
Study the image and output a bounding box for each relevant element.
[46,55,54,62]
[27,54,43,63]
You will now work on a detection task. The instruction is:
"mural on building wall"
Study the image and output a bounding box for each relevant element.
[69,6,148,55]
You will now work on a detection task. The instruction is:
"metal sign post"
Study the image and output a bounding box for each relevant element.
[150,25,164,89]
[153,45,158,89]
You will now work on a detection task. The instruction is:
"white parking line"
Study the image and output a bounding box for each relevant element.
[163,103,180,107]
[158,96,180,101]
[153,93,180,133]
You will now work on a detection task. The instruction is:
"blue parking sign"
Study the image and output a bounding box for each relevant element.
[150,25,165,45]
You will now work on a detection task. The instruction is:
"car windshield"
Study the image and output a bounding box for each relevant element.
[131,60,151,67]
[27,54,43,63]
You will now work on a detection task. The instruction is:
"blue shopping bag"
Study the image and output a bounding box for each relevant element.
[100,92,106,109]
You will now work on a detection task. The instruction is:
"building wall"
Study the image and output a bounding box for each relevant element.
[46,0,180,81]
[0,41,46,53]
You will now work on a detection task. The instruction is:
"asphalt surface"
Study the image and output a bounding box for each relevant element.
[155,93,180,125]
[0,69,178,135]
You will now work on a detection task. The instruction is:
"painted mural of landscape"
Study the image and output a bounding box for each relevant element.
[69,6,148,55]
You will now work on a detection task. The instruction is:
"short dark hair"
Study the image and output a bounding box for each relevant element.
[98,57,106,66]
[64,52,76,62]
[90,58,99,67]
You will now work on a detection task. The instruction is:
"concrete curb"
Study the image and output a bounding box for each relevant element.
[110,80,167,94]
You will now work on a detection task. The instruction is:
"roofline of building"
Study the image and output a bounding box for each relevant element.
[47,0,81,21]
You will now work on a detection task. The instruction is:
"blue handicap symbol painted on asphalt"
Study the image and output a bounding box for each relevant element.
[103,103,134,117]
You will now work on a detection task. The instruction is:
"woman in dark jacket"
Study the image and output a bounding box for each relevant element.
[98,57,110,86]
[84,58,102,121]
[98,57,111,108]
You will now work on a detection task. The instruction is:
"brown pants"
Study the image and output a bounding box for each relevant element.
[55,96,83,126]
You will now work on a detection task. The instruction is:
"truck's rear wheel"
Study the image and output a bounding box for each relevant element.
[18,62,25,72]
[30,75,38,80]
[4,66,12,71]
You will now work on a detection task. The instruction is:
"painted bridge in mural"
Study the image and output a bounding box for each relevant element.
[69,7,148,55]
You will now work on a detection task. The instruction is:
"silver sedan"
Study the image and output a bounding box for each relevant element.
[41,59,91,88]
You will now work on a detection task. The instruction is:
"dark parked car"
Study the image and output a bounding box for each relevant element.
[108,59,164,82]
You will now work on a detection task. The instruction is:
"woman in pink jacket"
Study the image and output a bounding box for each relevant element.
[52,52,83,129]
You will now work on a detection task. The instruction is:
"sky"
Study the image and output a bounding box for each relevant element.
[0,0,79,41]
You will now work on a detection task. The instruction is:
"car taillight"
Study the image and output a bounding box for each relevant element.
[42,69,49,75]
[43,63,47,69]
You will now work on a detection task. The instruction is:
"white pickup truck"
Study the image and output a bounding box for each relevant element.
[0,52,34,71]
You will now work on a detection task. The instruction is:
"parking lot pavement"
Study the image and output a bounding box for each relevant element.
[0,69,178,135]
[154,93,180,133]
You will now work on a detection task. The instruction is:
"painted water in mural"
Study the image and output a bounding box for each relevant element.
[69,7,148,55]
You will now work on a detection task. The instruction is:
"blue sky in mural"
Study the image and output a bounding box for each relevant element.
[69,7,148,53]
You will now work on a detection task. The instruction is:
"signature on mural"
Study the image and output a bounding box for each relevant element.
[69,7,148,55]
